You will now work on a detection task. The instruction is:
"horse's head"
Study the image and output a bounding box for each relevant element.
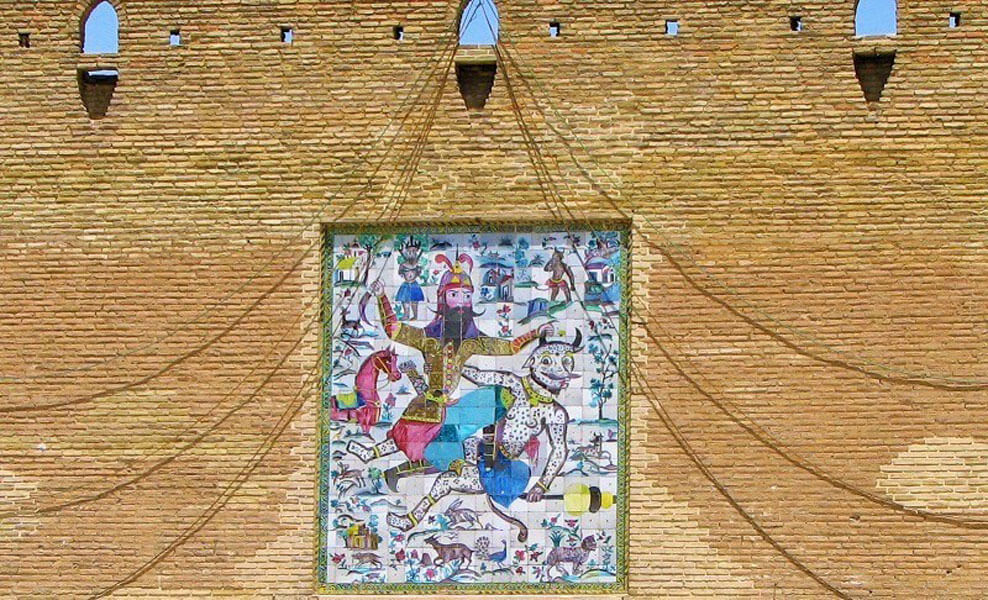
[378,347,402,382]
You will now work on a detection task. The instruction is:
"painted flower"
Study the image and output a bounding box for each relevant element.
[395,549,406,562]
[515,550,526,561]
[425,568,437,579]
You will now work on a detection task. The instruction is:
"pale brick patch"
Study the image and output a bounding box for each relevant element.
[878,437,988,513]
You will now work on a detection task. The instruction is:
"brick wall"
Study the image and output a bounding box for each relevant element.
[1,1,986,598]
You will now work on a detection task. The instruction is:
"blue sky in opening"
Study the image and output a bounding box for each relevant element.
[83,1,117,53]
[81,0,899,54]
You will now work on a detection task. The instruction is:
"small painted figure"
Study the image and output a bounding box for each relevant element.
[347,253,552,492]
[386,330,582,541]
[544,249,577,303]
[395,238,425,320]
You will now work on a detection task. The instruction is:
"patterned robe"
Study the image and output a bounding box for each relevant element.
[378,295,538,461]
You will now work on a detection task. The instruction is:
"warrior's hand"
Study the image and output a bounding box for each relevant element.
[370,280,386,297]
[525,485,546,503]
[398,361,417,373]
[537,323,556,338]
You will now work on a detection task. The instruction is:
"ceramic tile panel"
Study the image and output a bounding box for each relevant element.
[318,225,628,593]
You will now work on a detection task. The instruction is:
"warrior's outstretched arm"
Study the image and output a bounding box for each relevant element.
[376,293,427,350]
[376,294,400,337]
[399,362,429,395]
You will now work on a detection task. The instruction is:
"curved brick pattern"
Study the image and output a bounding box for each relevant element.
[1,1,987,598]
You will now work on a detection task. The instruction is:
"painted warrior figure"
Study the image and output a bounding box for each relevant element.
[395,238,425,320]
[544,249,577,303]
[386,331,582,538]
[347,253,553,491]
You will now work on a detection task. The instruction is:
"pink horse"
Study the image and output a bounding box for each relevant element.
[330,348,401,434]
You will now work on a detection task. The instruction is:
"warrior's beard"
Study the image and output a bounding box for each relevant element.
[441,306,472,340]
[425,303,484,341]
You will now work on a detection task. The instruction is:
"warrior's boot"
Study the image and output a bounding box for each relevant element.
[345,440,374,462]
[384,459,434,493]
[387,493,439,531]
[347,439,398,463]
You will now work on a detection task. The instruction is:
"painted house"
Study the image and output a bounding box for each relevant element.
[480,259,514,302]
[335,255,361,284]
[344,523,381,550]
[584,257,617,305]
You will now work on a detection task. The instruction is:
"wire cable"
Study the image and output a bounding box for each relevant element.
[0,23,463,384]
[492,30,988,392]
[494,31,988,531]
[630,362,853,599]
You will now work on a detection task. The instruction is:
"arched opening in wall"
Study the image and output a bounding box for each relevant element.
[81,1,118,53]
[456,0,499,111]
[79,1,119,119]
[855,0,897,36]
[459,0,499,45]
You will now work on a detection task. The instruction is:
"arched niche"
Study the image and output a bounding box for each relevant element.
[855,0,897,37]
[459,0,499,45]
[81,0,119,54]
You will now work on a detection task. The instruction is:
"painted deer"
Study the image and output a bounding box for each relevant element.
[334,462,366,492]
[330,347,401,434]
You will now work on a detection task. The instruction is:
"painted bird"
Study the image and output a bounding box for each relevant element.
[488,540,507,565]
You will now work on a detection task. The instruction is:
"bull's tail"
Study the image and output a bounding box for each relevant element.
[486,495,528,542]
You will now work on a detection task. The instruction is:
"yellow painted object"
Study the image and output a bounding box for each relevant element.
[562,483,615,516]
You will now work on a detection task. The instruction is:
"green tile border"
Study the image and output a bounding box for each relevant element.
[315,220,631,595]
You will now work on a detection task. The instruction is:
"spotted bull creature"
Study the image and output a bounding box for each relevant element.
[386,331,582,542]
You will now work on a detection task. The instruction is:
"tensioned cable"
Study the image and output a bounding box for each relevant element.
[630,363,852,599]
[70,27,464,596]
[492,29,988,392]
[634,315,988,528]
[1,5,462,511]
[0,30,469,413]
[491,33,849,588]
[0,20,466,385]
[85,360,319,599]
[0,31,457,511]
[378,32,457,223]
[0,217,399,519]
[79,152,424,594]
[490,24,988,532]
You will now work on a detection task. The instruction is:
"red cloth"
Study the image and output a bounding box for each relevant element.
[387,417,443,461]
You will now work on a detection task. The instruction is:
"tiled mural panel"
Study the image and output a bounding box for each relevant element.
[318,226,627,593]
